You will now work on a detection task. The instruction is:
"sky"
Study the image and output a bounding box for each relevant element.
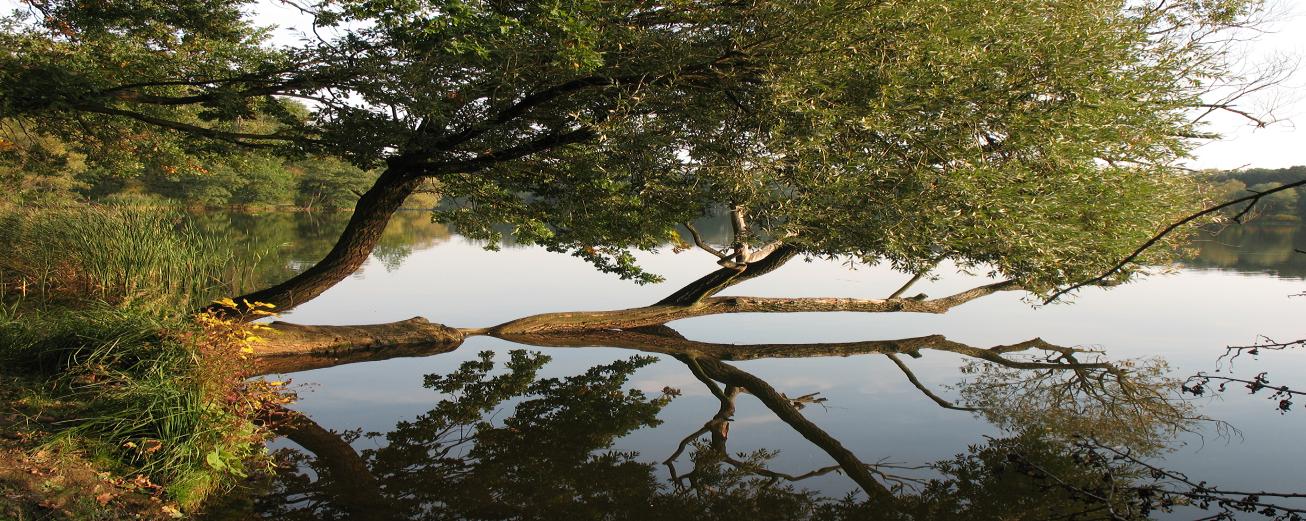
[1184,1,1306,170]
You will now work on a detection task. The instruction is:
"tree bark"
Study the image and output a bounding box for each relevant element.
[254,317,465,374]
[216,165,423,316]
[656,244,801,306]
[489,279,1020,335]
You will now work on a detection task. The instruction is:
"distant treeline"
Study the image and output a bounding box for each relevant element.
[0,119,392,209]
[1202,165,1304,222]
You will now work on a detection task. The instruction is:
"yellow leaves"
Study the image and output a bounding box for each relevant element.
[195,301,278,359]
[213,297,237,309]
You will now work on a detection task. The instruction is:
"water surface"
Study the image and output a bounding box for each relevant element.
[203,213,1306,519]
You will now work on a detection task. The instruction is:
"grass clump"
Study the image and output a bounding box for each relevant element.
[0,206,290,516]
[0,205,247,314]
[0,305,286,513]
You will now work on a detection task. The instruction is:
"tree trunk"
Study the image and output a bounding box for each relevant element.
[487,279,1019,335]
[656,244,801,306]
[216,165,422,316]
[253,317,465,374]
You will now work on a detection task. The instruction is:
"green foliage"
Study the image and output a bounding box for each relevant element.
[2,0,1272,295]
[420,0,1245,294]
[0,119,90,204]
[292,157,375,210]
[1246,182,1300,221]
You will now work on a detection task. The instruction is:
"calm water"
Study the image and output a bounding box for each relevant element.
[203,211,1306,520]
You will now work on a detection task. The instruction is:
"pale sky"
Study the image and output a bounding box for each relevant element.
[1185,1,1306,170]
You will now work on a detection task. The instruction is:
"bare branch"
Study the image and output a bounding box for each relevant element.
[886,354,978,412]
[1044,178,1306,304]
[683,222,729,259]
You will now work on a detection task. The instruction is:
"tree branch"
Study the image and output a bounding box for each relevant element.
[73,104,312,147]
[683,222,729,259]
[1044,178,1306,304]
[885,354,978,412]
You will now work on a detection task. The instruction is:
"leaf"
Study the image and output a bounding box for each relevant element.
[205,449,226,471]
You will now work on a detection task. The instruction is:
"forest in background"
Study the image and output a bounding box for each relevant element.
[3,124,1301,221]
[0,118,420,210]
[1203,165,1305,222]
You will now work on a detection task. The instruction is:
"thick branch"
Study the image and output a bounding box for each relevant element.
[253,317,464,375]
[656,244,801,306]
[214,166,424,315]
[73,104,311,147]
[683,222,729,259]
[495,279,1021,335]
[421,126,598,175]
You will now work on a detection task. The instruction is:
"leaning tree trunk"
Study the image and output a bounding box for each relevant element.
[217,166,422,317]
[656,244,801,306]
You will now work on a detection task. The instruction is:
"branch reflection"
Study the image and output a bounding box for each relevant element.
[220,329,1223,520]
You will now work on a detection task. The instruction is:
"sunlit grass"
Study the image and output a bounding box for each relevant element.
[0,205,253,314]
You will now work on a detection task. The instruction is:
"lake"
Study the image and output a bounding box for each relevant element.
[200,211,1306,520]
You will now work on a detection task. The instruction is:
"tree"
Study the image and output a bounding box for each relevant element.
[1,0,1280,318]
[292,157,375,210]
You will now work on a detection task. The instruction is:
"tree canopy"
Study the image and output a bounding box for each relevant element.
[1,0,1275,309]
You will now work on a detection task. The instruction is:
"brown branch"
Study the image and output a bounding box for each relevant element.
[887,269,930,299]
[683,222,729,259]
[421,126,598,175]
[73,104,312,147]
[494,279,1021,335]
[1044,178,1306,304]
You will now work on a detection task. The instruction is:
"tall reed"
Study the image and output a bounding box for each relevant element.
[0,206,246,314]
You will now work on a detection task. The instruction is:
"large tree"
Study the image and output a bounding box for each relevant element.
[0,0,1276,317]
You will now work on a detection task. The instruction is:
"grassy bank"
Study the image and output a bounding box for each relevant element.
[0,205,287,518]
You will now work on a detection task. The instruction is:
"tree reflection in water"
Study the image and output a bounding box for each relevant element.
[208,329,1303,521]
